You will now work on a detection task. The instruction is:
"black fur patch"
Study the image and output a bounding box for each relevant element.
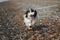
[34,10,37,17]
[25,10,29,17]
[31,9,35,12]
[25,8,37,18]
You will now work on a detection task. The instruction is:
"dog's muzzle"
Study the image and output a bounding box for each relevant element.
[29,15,34,19]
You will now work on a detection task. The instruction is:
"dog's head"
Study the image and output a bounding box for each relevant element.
[25,8,37,19]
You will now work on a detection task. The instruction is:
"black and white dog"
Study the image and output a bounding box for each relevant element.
[23,8,38,29]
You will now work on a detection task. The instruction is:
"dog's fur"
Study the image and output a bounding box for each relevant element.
[23,8,38,29]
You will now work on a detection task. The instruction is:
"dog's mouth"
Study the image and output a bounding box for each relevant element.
[30,15,34,19]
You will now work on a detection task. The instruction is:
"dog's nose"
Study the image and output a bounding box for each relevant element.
[30,26,32,28]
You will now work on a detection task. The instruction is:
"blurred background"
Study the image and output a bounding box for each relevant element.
[0,0,60,40]
[9,0,60,19]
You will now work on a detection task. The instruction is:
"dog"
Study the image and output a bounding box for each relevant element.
[23,8,38,29]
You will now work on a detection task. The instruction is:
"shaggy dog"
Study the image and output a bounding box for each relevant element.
[23,8,38,29]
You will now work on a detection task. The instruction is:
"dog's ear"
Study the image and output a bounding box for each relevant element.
[34,10,37,17]
[31,8,34,12]
[25,10,29,14]
[25,10,29,17]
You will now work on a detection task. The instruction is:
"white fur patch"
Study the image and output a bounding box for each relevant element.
[23,15,38,27]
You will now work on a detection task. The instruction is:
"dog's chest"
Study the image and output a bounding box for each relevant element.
[24,15,36,26]
[24,17,35,24]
